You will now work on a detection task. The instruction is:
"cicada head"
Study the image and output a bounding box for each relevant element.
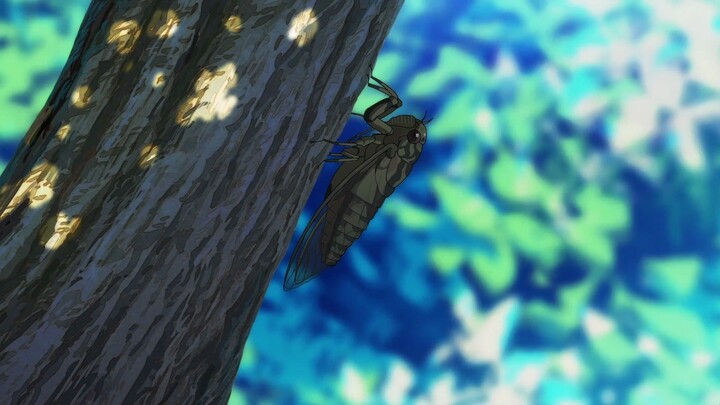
[388,115,429,162]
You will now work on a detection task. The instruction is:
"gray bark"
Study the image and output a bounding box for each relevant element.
[0,0,403,403]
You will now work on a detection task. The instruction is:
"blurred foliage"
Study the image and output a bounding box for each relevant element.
[2,0,720,404]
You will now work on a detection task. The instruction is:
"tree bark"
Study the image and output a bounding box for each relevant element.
[0,1,402,403]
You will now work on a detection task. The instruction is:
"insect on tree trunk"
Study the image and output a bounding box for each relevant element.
[0,1,403,403]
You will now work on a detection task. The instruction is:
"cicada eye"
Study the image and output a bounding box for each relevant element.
[407,130,421,144]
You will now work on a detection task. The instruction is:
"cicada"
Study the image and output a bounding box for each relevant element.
[284,75,429,290]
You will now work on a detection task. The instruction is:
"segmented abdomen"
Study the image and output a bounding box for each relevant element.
[320,167,391,266]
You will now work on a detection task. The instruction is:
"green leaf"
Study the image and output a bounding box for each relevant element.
[469,237,516,294]
[559,138,584,168]
[430,247,464,275]
[431,175,498,236]
[588,331,641,373]
[559,277,599,309]
[425,88,485,140]
[523,300,580,340]
[574,185,630,233]
[407,46,490,98]
[384,199,437,230]
[642,256,702,299]
[630,300,707,347]
[565,219,614,268]
[628,380,690,405]
[503,213,563,267]
[228,388,247,405]
[653,352,714,394]
[488,152,552,205]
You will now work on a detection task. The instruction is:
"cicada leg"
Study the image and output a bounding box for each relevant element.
[317,157,357,168]
[362,75,403,135]
[311,138,357,147]
[328,151,359,159]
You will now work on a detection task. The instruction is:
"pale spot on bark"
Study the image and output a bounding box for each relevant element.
[287,8,319,47]
[71,85,92,109]
[0,161,59,220]
[152,71,166,88]
[107,20,141,55]
[139,144,160,169]
[225,15,242,33]
[176,63,238,126]
[56,123,71,141]
[148,10,180,38]
[40,212,81,250]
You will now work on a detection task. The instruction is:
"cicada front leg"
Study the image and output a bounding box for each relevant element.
[363,75,403,135]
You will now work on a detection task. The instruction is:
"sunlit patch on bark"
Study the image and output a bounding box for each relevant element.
[29,164,58,209]
[176,62,238,126]
[139,144,160,168]
[71,85,92,109]
[152,71,166,88]
[40,211,81,250]
[225,15,243,33]
[149,10,180,38]
[107,20,141,54]
[0,161,59,220]
[56,123,71,141]
[287,8,319,47]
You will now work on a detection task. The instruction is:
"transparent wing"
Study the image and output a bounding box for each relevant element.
[283,144,395,290]
[283,202,330,290]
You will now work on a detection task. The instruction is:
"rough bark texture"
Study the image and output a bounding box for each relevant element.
[0,0,403,403]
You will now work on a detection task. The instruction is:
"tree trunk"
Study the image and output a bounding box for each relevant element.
[0,1,402,403]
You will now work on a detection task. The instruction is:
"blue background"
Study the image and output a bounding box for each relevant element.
[2,1,720,404]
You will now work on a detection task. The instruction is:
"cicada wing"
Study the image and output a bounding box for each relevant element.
[283,203,330,290]
[283,144,396,290]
